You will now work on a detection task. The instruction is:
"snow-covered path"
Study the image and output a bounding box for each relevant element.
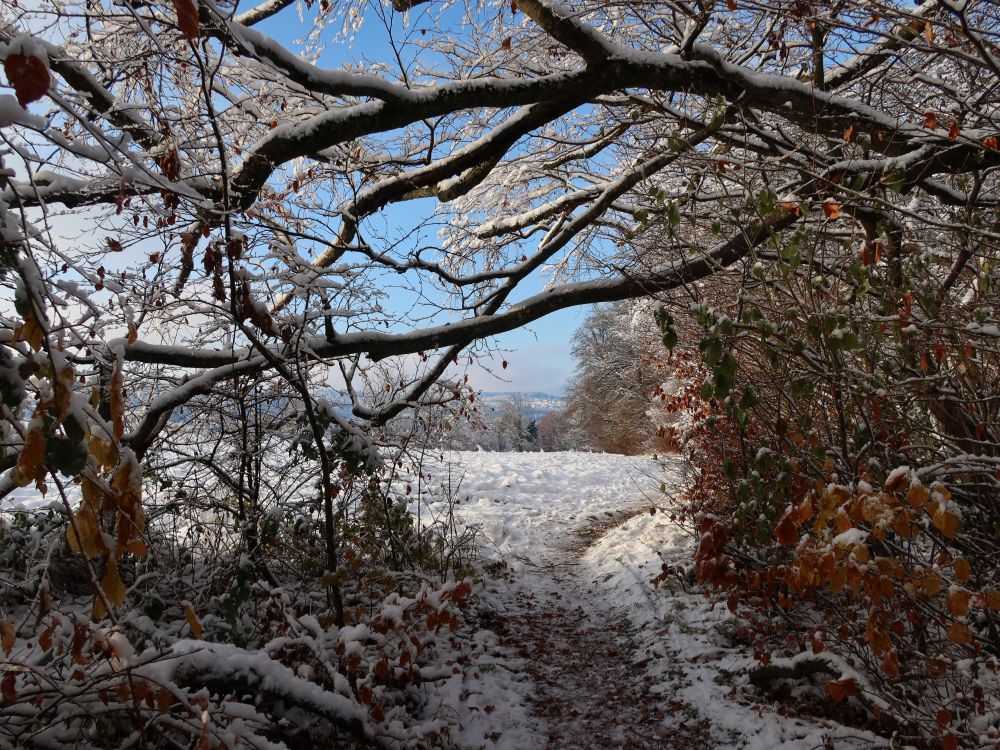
[413,450,890,750]
[414,451,705,747]
[494,510,709,749]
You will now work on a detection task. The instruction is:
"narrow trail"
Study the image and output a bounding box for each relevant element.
[491,507,711,749]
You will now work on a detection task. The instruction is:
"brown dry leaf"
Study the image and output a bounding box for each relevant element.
[67,483,109,560]
[101,559,126,606]
[1,620,14,655]
[826,677,857,703]
[946,589,970,616]
[880,649,900,678]
[906,484,929,509]
[922,571,942,597]
[66,508,106,560]
[821,200,841,220]
[932,505,960,538]
[947,621,972,646]
[171,0,200,41]
[1,672,15,704]
[89,434,118,470]
[110,360,124,441]
[775,513,798,546]
[21,313,45,352]
[17,425,46,477]
[984,589,1000,610]
[3,53,51,107]
[125,539,148,557]
[183,602,203,639]
[953,557,972,583]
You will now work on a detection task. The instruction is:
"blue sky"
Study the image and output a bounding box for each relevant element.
[251,1,584,394]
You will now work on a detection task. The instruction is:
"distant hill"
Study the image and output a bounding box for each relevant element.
[479,391,565,420]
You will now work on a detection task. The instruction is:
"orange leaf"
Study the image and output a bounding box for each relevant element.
[953,557,971,583]
[932,506,960,539]
[1,620,14,656]
[942,735,958,750]
[821,200,840,220]
[921,571,942,597]
[3,53,50,107]
[924,112,938,129]
[183,601,203,639]
[884,468,910,494]
[936,708,952,727]
[949,121,960,140]
[171,0,200,41]
[880,649,900,678]
[947,621,972,645]
[923,20,934,44]
[125,539,148,557]
[843,125,854,141]
[826,677,857,704]
[946,589,970,616]
[16,425,46,478]
[726,0,737,9]
[100,559,127,608]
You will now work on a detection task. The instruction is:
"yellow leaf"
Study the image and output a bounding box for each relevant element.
[183,602,203,639]
[17,425,47,477]
[101,560,126,605]
[66,484,108,560]
[21,313,45,352]
[89,434,118,470]
[93,559,126,619]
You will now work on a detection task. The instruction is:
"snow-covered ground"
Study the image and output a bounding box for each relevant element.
[412,450,890,749]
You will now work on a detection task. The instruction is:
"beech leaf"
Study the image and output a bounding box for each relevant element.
[3,53,50,107]
[171,0,201,41]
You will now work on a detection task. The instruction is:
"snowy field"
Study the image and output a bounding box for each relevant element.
[413,450,890,750]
